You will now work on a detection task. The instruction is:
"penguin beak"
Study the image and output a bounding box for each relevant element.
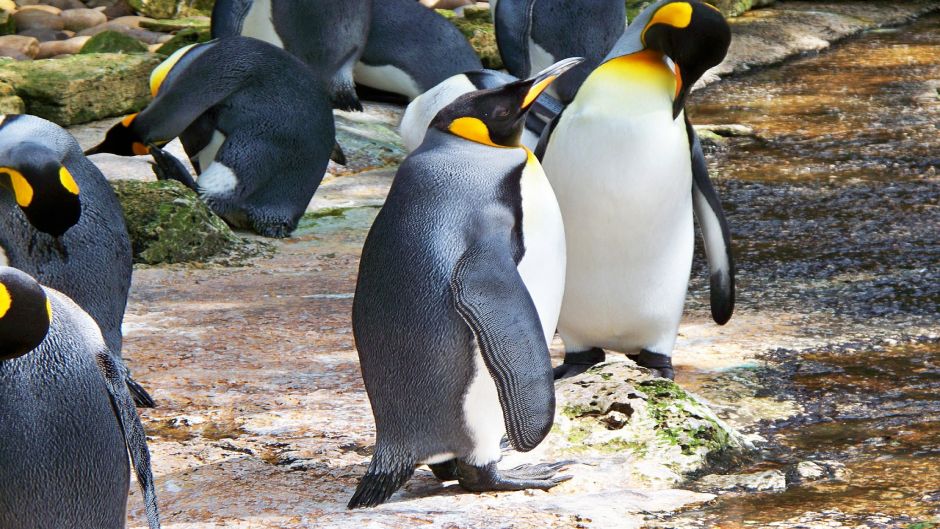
[521,57,585,110]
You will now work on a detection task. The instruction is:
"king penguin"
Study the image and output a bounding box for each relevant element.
[0,113,153,407]
[493,0,626,103]
[355,0,483,101]
[538,0,735,380]
[211,0,371,111]
[348,57,584,509]
[86,37,335,238]
[0,266,160,529]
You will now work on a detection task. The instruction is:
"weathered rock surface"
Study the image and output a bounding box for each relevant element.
[0,52,160,125]
[110,179,271,265]
[0,78,24,112]
[60,7,106,32]
[126,0,177,19]
[438,6,500,69]
[12,6,63,31]
[0,33,38,58]
[696,469,788,493]
[79,28,147,53]
[35,33,87,57]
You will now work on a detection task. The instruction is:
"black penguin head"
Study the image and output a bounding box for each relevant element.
[84,113,150,157]
[0,142,82,237]
[431,57,584,147]
[0,267,51,361]
[606,1,730,119]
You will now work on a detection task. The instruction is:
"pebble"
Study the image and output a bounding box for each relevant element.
[60,8,107,32]
[0,33,39,59]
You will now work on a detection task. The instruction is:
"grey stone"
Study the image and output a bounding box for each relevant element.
[60,7,106,31]
[696,469,788,493]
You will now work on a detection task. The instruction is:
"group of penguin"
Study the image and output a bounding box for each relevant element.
[0,0,736,525]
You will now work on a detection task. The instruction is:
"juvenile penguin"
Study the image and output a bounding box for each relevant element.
[349,57,583,509]
[539,1,735,380]
[0,266,160,529]
[0,113,152,407]
[494,0,626,103]
[86,37,335,238]
[211,0,371,111]
[355,0,483,100]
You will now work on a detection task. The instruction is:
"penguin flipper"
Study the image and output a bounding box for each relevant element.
[150,145,198,192]
[126,374,156,408]
[687,120,735,325]
[494,0,535,78]
[450,236,555,453]
[210,0,252,38]
[95,352,161,529]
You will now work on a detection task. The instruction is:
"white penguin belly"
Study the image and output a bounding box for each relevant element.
[354,62,423,100]
[197,161,238,197]
[240,0,284,48]
[543,102,694,356]
[462,346,504,466]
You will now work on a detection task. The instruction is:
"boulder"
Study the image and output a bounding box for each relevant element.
[35,34,88,57]
[60,8,106,32]
[109,179,271,265]
[0,34,39,58]
[12,8,64,31]
[0,79,25,113]
[78,29,146,53]
[0,52,161,125]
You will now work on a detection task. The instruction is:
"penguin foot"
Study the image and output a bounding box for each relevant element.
[628,350,675,380]
[455,460,573,493]
[149,145,197,191]
[428,459,459,481]
[553,348,606,380]
[126,375,155,408]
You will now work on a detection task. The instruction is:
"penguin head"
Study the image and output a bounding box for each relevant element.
[430,57,584,148]
[607,1,730,118]
[0,142,82,237]
[0,267,51,361]
[84,113,150,157]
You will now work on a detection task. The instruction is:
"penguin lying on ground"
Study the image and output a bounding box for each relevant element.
[348,57,584,509]
[493,0,626,103]
[211,0,371,111]
[355,0,483,101]
[86,37,336,238]
[0,266,160,529]
[0,113,153,407]
[538,0,735,380]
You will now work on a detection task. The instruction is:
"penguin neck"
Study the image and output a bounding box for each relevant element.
[578,50,677,116]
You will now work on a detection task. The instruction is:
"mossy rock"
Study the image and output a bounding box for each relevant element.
[140,16,210,33]
[0,8,15,36]
[79,30,149,54]
[0,53,161,126]
[438,7,502,70]
[110,179,271,265]
[155,26,211,56]
[0,79,24,114]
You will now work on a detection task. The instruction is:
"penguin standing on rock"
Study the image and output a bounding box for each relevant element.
[493,0,626,103]
[355,0,483,101]
[349,57,584,509]
[86,37,336,238]
[211,0,371,111]
[0,266,160,529]
[539,0,735,380]
[0,114,152,407]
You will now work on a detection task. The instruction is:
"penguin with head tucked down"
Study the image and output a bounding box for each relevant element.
[211,0,371,111]
[538,0,735,380]
[354,0,483,101]
[348,57,584,509]
[493,0,626,103]
[86,37,336,238]
[0,266,160,529]
[0,113,153,407]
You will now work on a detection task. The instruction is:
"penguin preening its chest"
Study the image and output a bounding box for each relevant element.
[0,114,152,407]
[539,0,735,380]
[0,266,160,529]
[211,0,371,111]
[86,37,336,238]
[348,57,583,509]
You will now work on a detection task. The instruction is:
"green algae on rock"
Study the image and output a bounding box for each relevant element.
[0,79,24,114]
[79,30,149,54]
[111,179,271,265]
[140,16,210,33]
[0,53,161,126]
[155,26,210,56]
[0,8,15,37]
[437,6,502,70]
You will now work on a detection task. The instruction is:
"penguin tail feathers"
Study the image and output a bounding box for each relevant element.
[127,376,156,408]
[347,445,415,509]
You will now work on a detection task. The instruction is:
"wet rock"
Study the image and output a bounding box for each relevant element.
[110,179,272,265]
[331,107,406,176]
[12,7,64,31]
[0,79,24,113]
[0,34,39,58]
[437,6,501,69]
[60,7,106,31]
[696,469,787,493]
[0,52,160,125]
[154,25,208,55]
[35,34,88,57]
[786,460,850,484]
[78,29,146,53]
[706,0,775,18]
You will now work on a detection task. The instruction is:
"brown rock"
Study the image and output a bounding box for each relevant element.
[124,27,163,44]
[35,34,87,57]
[47,0,85,9]
[12,0,41,5]
[17,27,71,41]
[16,4,61,14]
[13,8,64,31]
[101,0,134,19]
[107,15,151,28]
[60,7,106,31]
[0,34,39,58]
